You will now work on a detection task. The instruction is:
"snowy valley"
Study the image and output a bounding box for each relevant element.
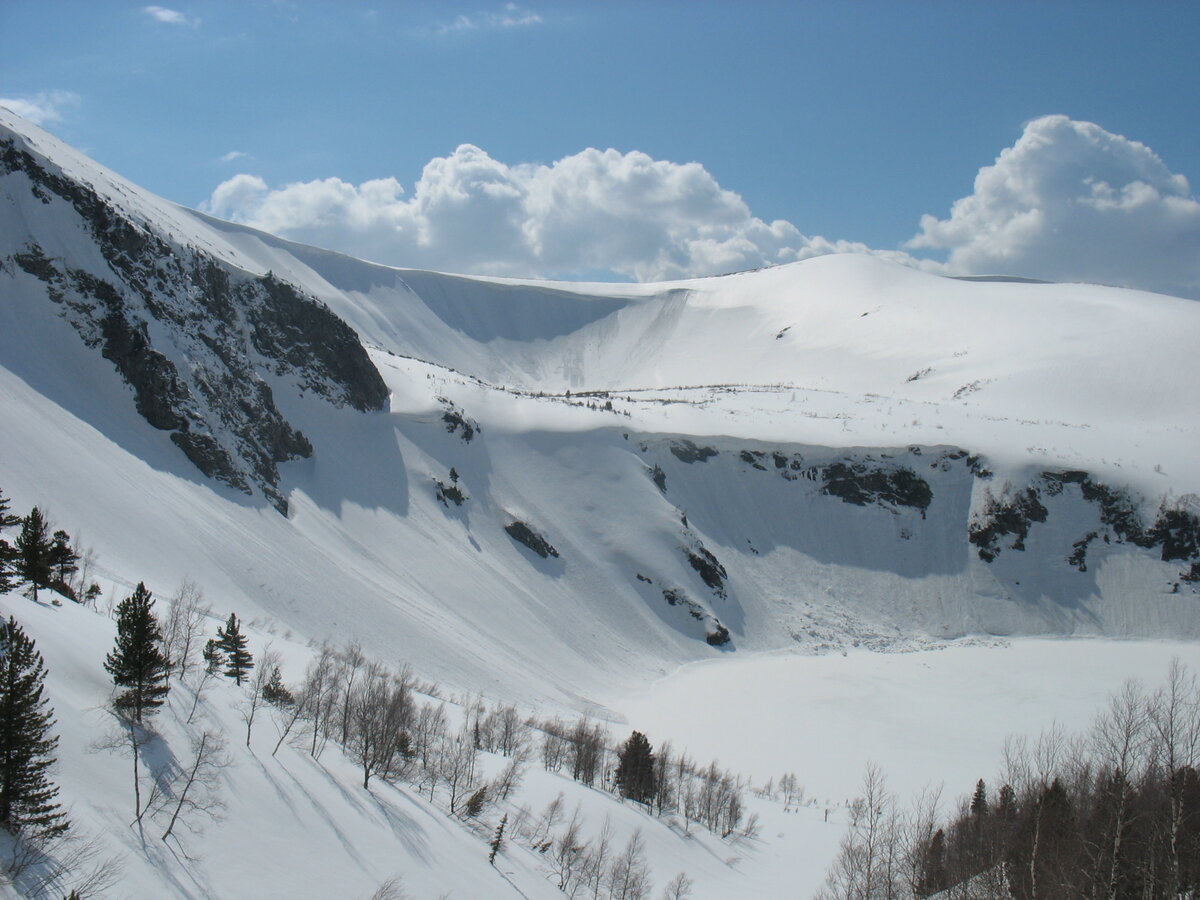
[2,105,1200,899]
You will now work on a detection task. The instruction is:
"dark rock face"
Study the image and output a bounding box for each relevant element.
[661,588,730,646]
[3,137,388,513]
[684,543,728,598]
[440,400,479,442]
[669,440,717,464]
[970,468,1200,582]
[505,521,559,559]
[968,488,1049,563]
[815,461,933,514]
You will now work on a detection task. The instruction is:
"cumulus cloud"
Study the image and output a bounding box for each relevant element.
[219,150,249,163]
[204,144,896,281]
[204,118,1200,294]
[909,115,1200,299]
[142,6,199,26]
[0,91,80,126]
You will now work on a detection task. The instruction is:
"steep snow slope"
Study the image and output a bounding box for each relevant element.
[2,105,1199,711]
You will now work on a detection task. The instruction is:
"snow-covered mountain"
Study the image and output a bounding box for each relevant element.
[2,107,1199,706]
[4,108,1200,899]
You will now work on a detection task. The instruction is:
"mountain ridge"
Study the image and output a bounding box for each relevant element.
[1,108,1198,707]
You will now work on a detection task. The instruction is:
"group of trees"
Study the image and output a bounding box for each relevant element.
[820,661,1200,900]
[0,480,728,898]
[0,490,93,606]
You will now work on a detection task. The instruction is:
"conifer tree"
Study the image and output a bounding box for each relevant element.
[489,813,507,865]
[47,530,80,587]
[614,730,657,804]
[14,508,52,602]
[216,613,253,686]
[971,778,989,816]
[104,583,169,722]
[261,665,294,707]
[0,617,68,840]
[202,638,223,674]
[0,489,20,594]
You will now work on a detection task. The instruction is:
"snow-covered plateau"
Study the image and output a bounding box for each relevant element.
[1,106,1199,898]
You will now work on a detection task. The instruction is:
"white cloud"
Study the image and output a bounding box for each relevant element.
[908,115,1200,299]
[142,6,199,26]
[432,4,542,35]
[204,145,897,281]
[219,150,249,163]
[0,91,81,126]
[203,119,1200,295]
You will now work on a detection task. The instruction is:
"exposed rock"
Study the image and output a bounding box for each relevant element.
[684,542,728,598]
[669,440,717,464]
[649,464,667,493]
[2,138,389,514]
[968,487,1048,563]
[815,461,933,514]
[435,479,467,507]
[440,400,479,442]
[505,521,558,559]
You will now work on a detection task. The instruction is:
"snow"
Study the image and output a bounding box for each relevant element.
[1,107,1199,897]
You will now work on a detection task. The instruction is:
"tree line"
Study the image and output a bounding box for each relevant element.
[819,661,1200,900]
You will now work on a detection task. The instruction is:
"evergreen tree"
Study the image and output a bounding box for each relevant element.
[216,613,253,686]
[614,730,657,805]
[202,638,224,675]
[47,530,80,587]
[489,813,507,865]
[261,665,294,707]
[0,617,68,839]
[104,583,169,722]
[0,489,20,595]
[14,508,52,602]
[971,778,989,816]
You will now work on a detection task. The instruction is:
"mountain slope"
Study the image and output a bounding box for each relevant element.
[1,107,1199,711]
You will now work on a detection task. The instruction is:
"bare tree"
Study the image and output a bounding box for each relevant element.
[550,804,588,894]
[271,677,309,757]
[336,642,367,746]
[366,875,408,900]
[182,649,219,726]
[241,647,282,749]
[818,764,903,900]
[436,728,479,813]
[160,730,229,844]
[569,717,608,787]
[347,663,413,789]
[660,871,693,900]
[581,816,614,900]
[299,644,339,758]
[607,830,651,900]
[92,710,155,835]
[1,830,122,900]
[162,578,209,684]
[493,745,529,801]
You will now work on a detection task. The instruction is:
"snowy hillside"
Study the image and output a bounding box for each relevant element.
[2,107,1198,700]
[2,106,1200,896]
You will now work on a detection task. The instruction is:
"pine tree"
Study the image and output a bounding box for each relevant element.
[489,813,507,865]
[14,508,52,602]
[216,613,253,686]
[47,530,80,588]
[104,583,169,722]
[0,617,68,839]
[971,778,989,816]
[0,489,20,595]
[202,638,224,674]
[262,665,294,707]
[614,730,657,804]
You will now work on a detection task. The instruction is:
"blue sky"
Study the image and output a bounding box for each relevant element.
[3,1,1199,295]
